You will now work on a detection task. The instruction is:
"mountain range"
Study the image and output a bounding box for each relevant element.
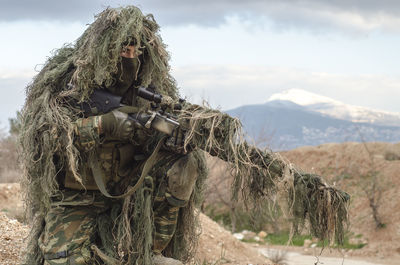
[226,89,400,150]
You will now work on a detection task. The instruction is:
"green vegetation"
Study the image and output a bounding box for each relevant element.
[0,112,21,183]
[340,239,367,250]
[244,232,367,249]
[205,199,283,234]
[264,233,312,246]
[355,234,363,238]
[207,207,255,232]
[205,204,366,250]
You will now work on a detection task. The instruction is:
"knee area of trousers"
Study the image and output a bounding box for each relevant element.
[167,152,199,202]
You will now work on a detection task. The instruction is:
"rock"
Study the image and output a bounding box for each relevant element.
[258,231,268,238]
[8,219,17,224]
[242,230,256,240]
[233,233,244,240]
[303,239,312,248]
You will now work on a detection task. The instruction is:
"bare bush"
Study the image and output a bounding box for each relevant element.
[346,142,386,229]
[203,124,285,234]
[0,133,20,183]
[384,143,400,161]
[267,249,288,265]
[0,168,21,183]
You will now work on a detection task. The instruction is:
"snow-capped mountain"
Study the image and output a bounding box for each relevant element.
[226,89,400,150]
[267,89,400,127]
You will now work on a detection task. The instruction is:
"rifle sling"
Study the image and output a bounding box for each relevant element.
[90,137,165,199]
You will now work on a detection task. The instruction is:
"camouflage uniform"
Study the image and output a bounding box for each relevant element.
[38,191,107,264]
[38,88,199,264]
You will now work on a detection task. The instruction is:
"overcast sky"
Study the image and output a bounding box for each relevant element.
[1,0,400,129]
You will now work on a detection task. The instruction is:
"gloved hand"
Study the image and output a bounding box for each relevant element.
[164,127,187,154]
[100,107,137,140]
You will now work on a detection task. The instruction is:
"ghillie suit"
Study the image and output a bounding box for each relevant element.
[20,6,205,265]
[20,5,349,265]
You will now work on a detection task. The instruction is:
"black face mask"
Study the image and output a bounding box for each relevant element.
[108,57,140,96]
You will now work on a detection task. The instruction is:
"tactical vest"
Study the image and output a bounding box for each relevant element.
[64,141,137,190]
[64,86,148,191]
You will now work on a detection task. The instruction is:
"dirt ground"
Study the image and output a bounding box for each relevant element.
[196,213,270,264]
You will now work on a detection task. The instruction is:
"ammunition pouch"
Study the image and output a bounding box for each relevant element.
[64,142,136,191]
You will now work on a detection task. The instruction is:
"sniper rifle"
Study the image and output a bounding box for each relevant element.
[80,87,183,136]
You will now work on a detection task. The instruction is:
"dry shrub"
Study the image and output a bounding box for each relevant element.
[0,169,21,183]
[0,134,20,183]
[267,250,288,265]
[384,143,400,161]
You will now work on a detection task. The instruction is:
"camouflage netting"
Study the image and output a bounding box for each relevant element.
[19,5,349,265]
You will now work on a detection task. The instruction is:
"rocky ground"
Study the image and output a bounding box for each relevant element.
[0,212,29,265]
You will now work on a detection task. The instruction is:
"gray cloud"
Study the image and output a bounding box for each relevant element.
[145,0,400,33]
[0,0,133,22]
[1,1,400,32]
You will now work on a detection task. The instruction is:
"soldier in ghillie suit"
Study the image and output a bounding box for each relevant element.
[20,5,349,265]
[20,6,206,265]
